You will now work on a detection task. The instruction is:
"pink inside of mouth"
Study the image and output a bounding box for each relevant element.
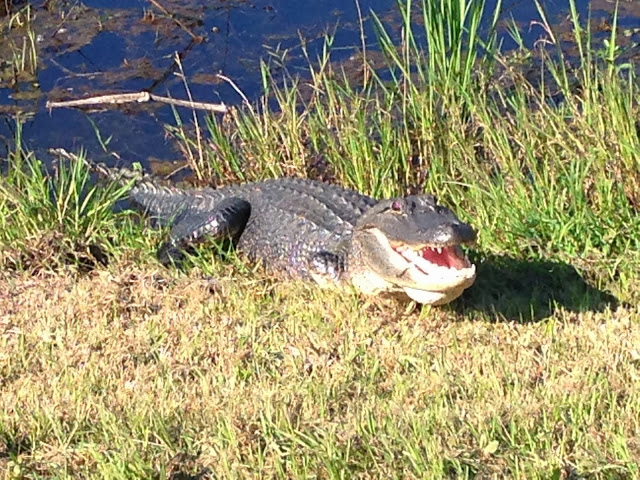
[420,246,469,270]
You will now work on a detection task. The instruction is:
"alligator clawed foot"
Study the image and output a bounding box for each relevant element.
[157,242,185,268]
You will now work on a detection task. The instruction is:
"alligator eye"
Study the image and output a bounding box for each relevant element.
[391,200,403,211]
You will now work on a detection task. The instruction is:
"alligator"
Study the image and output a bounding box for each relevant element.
[96,163,478,305]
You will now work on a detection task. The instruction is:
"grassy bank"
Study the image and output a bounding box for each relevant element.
[1,0,639,477]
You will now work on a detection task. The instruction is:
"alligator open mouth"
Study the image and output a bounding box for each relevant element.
[388,243,477,304]
[394,245,472,272]
[353,228,477,305]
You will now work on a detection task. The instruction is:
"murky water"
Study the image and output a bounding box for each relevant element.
[0,0,637,167]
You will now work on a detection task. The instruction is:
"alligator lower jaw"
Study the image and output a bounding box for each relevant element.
[402,285,467,305]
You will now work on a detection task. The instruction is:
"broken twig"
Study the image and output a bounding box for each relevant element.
[46,91,228,113]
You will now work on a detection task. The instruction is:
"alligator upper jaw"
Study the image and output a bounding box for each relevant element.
[393,244,472,270]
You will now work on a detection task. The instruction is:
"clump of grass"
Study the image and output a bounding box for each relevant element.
[0,3,38,85]
[0,123,139,271]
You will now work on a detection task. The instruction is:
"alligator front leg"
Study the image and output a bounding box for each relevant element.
[157,197,251,265]
[307,236,352,288]
[308,251,346,287]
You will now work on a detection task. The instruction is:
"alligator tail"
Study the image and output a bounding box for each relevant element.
[52,149,215,222]
[48,147,146,185]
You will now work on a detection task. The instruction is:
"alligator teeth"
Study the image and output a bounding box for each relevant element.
[436,247,442,254]
[398,248,474,277]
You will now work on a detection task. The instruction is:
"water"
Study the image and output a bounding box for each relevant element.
[0,0,636,167]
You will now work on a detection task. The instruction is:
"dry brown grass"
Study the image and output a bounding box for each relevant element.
[1,260,638,479]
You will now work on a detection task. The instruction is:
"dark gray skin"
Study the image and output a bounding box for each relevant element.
[118,175,477,305]
[355,195,476,247]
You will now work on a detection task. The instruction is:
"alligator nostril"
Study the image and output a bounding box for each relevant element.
[453,223,476,243]
[431,223,476,244]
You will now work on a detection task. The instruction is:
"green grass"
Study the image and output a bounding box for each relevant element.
[0,128,151,272]
[0,4,38,86]
[1,0,640,477]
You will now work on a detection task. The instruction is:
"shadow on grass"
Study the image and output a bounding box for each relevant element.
[454,253,618,323]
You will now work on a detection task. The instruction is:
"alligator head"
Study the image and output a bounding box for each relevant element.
[349,194,477,305]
